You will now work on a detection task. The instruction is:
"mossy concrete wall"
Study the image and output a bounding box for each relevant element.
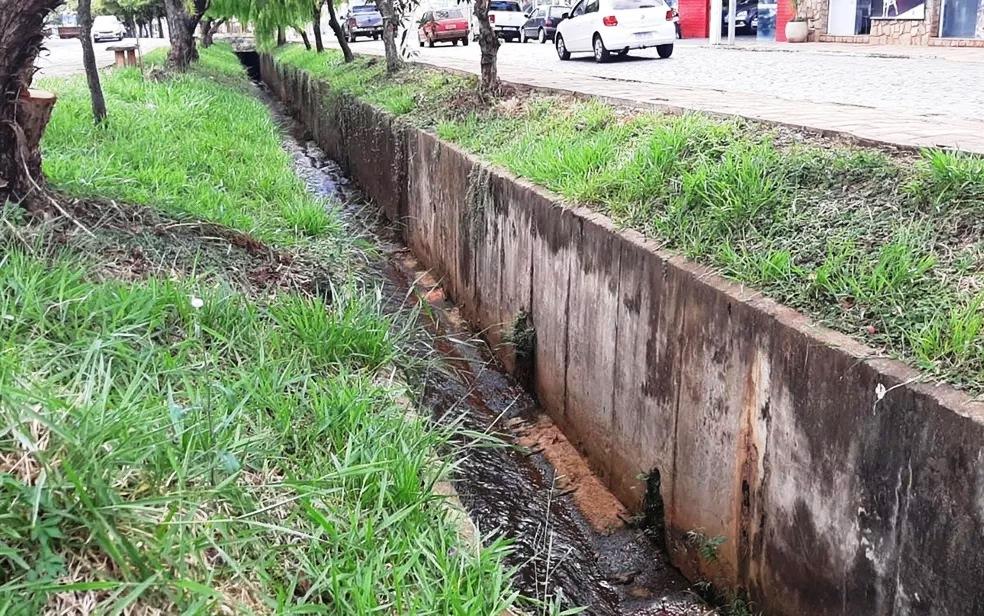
[261,55,984,616]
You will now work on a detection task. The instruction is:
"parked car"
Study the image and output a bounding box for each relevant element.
[554,0,676,62]
[520,4,570,42]
[418,8,470,47]
[479,0,527,41]
[92,15,126,42]
[721,0,758,33]
[343,4,383,41]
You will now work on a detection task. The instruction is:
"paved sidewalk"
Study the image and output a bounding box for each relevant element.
[336,38,984,154]
[36,35,170,77]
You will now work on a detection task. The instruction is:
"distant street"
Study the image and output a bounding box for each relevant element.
[333,36,984,153]
[36,35,170,77]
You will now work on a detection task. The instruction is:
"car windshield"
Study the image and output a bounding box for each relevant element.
[490,1,522,10]
[435,8,463,17]
[352,5,379,12]
[93,16,118,27]
[549,5,571,14]
[611,0,660,7]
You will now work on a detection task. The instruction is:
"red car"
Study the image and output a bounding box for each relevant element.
[417,8,470,47]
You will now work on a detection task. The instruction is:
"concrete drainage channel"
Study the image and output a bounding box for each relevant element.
[257,55,984,615]
[255,82,709,614]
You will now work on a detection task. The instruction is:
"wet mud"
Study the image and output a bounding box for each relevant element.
[261,86,709,616]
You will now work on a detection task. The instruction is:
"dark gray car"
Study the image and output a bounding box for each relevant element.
[519,4,570,43]
[343,4,384,41]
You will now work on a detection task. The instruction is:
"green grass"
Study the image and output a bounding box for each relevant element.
[40,45,336,245]
[276,48,984,394]
[274,46,475,121]
[1,44,520,613]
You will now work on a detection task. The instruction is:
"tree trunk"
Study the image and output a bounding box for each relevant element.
[124,14,138,38]
[0,0,63,205]
[163,0,206,69]
[313,2,325,53]
[295,27,312,50]
[157,15,165,38]
[473,0,500,97]
[374,0,400,73]
[277,26,286,46]
[200,17,225,47]
[324,0,353,62]
[77,0,107,124]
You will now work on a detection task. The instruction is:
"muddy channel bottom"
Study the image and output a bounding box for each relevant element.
[263,85,709,616]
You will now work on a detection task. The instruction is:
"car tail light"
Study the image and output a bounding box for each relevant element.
[665,9,674,19]
[602,15,618,26]
[545,18,553,25]
[489,14,495,23]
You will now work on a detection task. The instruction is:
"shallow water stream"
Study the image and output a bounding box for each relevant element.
[261,85,709,616]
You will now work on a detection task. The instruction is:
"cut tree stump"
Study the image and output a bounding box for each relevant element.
[16,89,57,183]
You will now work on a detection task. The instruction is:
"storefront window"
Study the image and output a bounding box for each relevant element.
[940,0,984,37]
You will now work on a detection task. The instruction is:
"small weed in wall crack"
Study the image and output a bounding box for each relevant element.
[504,309,536,388]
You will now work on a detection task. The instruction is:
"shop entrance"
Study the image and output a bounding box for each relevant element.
[827,0,873,35]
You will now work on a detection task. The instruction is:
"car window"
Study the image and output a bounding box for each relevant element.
[549,6,571,16]
[435,8,463,18]
[535,8,546,16]
[571,1,585,15]
[352,5,379,12]
[584,0,599,12]
[490,1,523,10]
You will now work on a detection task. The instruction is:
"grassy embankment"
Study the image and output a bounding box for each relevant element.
[273,45,984,395]
[0,45,518,613]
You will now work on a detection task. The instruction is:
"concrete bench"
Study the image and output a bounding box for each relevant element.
[106,44,138,68]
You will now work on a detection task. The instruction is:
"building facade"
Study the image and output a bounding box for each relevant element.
[679,0,984,45]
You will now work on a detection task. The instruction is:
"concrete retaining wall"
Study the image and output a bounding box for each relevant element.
[261,55,984,616]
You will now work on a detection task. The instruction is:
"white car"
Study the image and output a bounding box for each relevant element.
[554,0,675,62]
[92,15,126,42]
[472,0,527,41]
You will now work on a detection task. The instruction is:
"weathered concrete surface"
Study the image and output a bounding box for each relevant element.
[262,54,984,616]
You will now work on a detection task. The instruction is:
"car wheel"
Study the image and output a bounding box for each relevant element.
[453,38,459,45]
[520,29,527,43]
[555,33,570,60]
[373,33,380,40]
[656,43,673,58]
[419,39,424,47]
[593,34,610,63]
[538,28,546,43]
[463,37,469,46]
[428,34,435,47]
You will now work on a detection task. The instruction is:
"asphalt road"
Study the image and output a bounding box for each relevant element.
[36,35,170,77]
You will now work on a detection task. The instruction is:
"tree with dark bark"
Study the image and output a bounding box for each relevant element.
[472,0,500,97]
[294,25,312,49]
[200,15,226,46]
[312,0,324,52]
[0,0,63,205]
[374,0,401,73]
[163,0,210,69]
[78,0,108,124]
[323,0,353,62]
